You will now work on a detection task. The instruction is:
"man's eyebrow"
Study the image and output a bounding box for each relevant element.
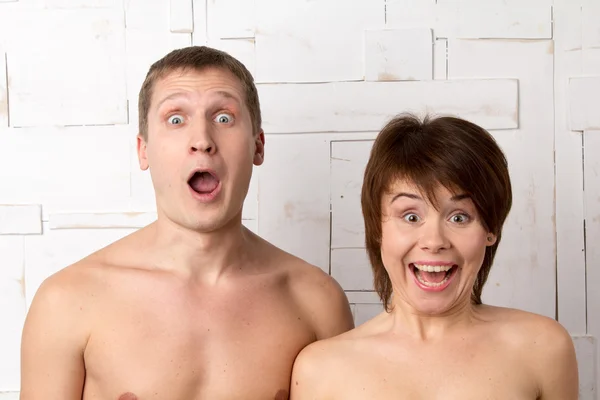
[156,90,241,109]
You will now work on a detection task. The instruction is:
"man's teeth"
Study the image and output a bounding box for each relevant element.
[413,264,454,272]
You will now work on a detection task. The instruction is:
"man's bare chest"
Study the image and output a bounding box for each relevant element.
[82,287,313,400]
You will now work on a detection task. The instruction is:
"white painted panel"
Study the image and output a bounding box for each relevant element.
[207,0,255,39]
[206,38,255,76]
[330,140,373,249]
[257,135,330,273]
[448,39,555,319]
[125,29,191,130]
[0,126,132,220]
[125,0,170,31]
[345,291,381,304]
[258,79,518,134]
[584,130,600,357]
[192,0,207,45]
[583,49,600,75]
[553,3,586,335]
[30,0,120,7]
[364,28,433,81]
[434,39,448,80]
[170,0,193,33]
[255,0,384,83]
[437,0,551,4]
[568,77,600,131]
[49,212,158,230]
[353,303,384,326]
[385,0,436,30]
[0,205,41,235]
[0,236,24,391]
[23,223,136,309]
[331,248,373,291]
[572,335,597,400]
[7,9,127,127]
[582,2,600,49]
[387,2,552,39]
[0,51,7,128]
[0,393,19,400]
[436,4,552,39]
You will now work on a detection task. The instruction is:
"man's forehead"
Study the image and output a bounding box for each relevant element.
[151,67,244,106]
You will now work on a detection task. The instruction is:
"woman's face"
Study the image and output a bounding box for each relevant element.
[380,179,496,316]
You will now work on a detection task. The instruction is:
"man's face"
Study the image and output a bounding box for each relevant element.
[137,67,264,233]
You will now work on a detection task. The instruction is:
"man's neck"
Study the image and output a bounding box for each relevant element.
[145,215,253,284]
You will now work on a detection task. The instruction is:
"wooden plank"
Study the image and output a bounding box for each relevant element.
[0,236,24,391]
[330,140,373,249]
[255,0,384,83]
[364,28,433,81]
[258,79,519,134]
[568,77,600,131]
[0,50,7,128]
[447,39,555,319]
[582,2,600,49]
[170,0,193,33]
[553,2,586,335]
[353,303,384,326]
[0,205,41,235]
[49,212,158,230]
[257,135,330,273]
[207,0,255,39]
[191,0,207,45]
[387,2,552,39]
[433,39,448,80]
[8,9,127,127]
[572,335,597,400]
[125,0,170,31]
[0,126,131,221]
[345,291,381,304]
[331,248,373,291]
[584,130,600,387]
[583,49,600,75]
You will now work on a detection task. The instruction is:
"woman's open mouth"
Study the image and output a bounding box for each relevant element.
[410,263,458,291]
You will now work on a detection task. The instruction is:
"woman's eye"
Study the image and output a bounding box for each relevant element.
[451,213,469,223]
[215,113,233,124]
[403,213,420,223]
[168,115,184,125]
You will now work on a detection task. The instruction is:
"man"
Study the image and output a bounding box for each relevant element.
[20,46,354,400]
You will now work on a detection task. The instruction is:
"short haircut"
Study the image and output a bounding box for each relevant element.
[361,113,513,311]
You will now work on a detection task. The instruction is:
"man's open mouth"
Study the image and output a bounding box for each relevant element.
[187,170,220,195]
[410,263,458,288]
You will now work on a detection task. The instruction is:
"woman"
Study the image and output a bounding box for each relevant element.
[290,113,578,399]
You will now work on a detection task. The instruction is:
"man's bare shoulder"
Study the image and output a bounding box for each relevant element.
[257,239,355,340]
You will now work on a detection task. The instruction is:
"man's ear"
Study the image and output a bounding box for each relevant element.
[137,134,149,171]
[253,130,265,166]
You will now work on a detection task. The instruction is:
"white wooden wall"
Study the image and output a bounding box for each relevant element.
[0,0,597,398]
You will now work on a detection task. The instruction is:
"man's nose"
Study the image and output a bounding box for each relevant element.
[189,121,216,155]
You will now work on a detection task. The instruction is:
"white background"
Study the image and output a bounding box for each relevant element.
[0,0,598,398]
